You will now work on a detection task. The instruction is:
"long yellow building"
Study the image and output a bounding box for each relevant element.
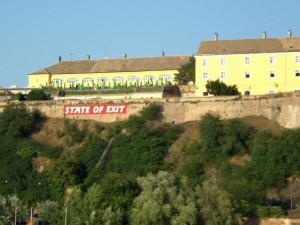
[195,32,300,96]
[28,55,190,89]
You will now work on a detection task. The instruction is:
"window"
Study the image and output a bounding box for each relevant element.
[203,58,208,66]
[220,57,226,66]
[203,91,208,96]
[52,78,63,84]
[245,71,250,79]
[269,90,275,94]
[202,72,208,80]
[112,76,125,82]
[245,57,250,65]
[97,77,110,82]
[220,71,226,80]
[82,77,94,83]
[296,56,300,64]
[144,75,155,81]
[128,76,140,82]
[296,70,300,77]
[159,74,172,80]
[67,78,78,83]
[270,56,275,64]
[270,70,275,78]
[244,91,250,96]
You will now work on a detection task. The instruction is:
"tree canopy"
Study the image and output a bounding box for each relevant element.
[174,56,195,85]
[205,79,240,96]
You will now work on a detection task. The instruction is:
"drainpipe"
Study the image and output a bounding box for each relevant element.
[44,68,52,88]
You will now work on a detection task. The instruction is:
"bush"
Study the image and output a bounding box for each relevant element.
[139,103,163,121]
[206,79,240,96]
[63,119,87,143]
[27,89,50,101]
[256,205,285,218]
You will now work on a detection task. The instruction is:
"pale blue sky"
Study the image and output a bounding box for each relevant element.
[0,0,299,87]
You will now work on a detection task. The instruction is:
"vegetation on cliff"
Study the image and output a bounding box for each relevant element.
[0,103,299,224]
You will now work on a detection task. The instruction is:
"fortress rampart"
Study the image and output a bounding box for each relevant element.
[1,92,300,128]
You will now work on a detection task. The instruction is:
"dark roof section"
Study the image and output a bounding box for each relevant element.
[29,56,190,75]
[198,37,300,55]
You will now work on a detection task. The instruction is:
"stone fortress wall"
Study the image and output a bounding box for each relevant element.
[1,92,300,128]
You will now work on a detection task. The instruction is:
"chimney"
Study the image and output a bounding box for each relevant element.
[262,31,267,39]
[214,33,218,41]
[57,56,62,63]
[288,30,292,38]
[123,53,127,58]
[87,54,91,60]
[161,51,165,56]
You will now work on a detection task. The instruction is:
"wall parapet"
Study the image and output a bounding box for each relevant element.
[1,92,300,128]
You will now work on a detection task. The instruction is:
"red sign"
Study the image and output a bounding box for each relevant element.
[64,104,127,115]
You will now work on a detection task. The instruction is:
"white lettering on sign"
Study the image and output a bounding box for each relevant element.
[106,105,126,113]
[64,104,127,115]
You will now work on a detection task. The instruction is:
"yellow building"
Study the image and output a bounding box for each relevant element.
[28,55,190,89]
[195,32,300,96]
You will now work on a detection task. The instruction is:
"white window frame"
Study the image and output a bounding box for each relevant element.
[202,72,208,80]
[159,74,172,81]
[245,57,250,65]
[97,77,110,82]
[270,56,275,64]
[220,71,226,80]
[52,78,64,84]
[112,76,125,82]
[268,89,275,94]
[269,70,275,78]
[220,57,226,66]
[144,75,155,81]
[245,71,250,79]
[82,77,94,83]
[128,76,140,82]
[295,69,300,77]
[203,58,208,67]
[296,56,300,64]
[67,78,78,84]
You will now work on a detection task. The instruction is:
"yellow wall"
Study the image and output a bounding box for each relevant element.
[195,52,300,96]
[28,70,178,88]
[28,74,49,88]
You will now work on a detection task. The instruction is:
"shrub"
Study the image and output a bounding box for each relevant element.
[255,205,285,218]
[27,89,50,101]
[139,103,163,121]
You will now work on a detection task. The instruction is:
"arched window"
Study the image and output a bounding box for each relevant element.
[97,77,110,82]
[112,76,125,82]
[128,76,140,82]
[159,74,172,81]
[67,78,79,84]
[144,75,155,81]
[52,78,64,84]
[82,77,94,83]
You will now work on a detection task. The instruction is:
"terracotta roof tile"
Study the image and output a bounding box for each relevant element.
[197,37,300,55]
[29,56,190,75]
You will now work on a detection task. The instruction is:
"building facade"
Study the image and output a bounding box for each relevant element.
[28,56,190,89]
[195,32,300,97]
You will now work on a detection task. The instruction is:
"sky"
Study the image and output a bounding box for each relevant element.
[0,0,299,88]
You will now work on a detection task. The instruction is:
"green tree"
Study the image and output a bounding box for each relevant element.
[205,79,240,96]
[26,89,50,101]
[36,200,63,225]
[198,113,223,160]
[0,195,28,225]
[197,180,240,225]
[130,171,201,225]
[139,103,164,121]
[0,103,35,138]
[174,56,195,85]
